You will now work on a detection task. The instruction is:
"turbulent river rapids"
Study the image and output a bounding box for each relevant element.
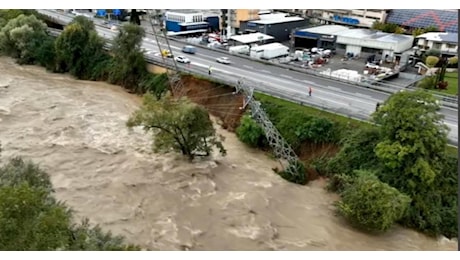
[0,57,456,250]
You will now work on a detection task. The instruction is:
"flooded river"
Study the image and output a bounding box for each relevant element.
[0,57,456,250]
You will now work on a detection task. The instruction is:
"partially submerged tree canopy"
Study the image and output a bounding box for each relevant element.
[0,157,140,250]
[127,93,226,160]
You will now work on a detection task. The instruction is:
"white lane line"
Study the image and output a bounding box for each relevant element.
[302,80,315,84]
[280,74,291,79]
[354,92,373,99]
[259,69,270,73]
[326,86,342,92]
[243,65,253,69]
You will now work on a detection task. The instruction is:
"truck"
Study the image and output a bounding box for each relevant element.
[249,43,289,60]
[229,45,250,55]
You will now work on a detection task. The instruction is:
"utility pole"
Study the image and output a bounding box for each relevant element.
[147,10,186,98]
[234,79,302,178]
[227,9,232,39]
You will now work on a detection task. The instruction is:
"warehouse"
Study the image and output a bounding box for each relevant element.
[334,29,414,59]
[293,25,349,49]
[239,16,308,42]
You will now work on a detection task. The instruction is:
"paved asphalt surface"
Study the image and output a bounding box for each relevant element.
[38,10,458,145]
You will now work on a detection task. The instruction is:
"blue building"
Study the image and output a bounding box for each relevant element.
[165,10,214,35]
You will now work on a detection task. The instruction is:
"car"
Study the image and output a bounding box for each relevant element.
[216,57,231,65]
[182,45,196,54]
[161,49,173,58]
[175,56,190,64]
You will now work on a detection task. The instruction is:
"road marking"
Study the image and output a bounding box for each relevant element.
[326,86,342,92]
[259,69,270,73]
[354,93,372,99]
[302,80,315,84]
[243,65,253,69]
[280,74,291,79]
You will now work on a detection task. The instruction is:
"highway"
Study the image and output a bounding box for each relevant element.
[37,10,458,145]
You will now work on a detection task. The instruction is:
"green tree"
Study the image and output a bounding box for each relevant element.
[236,114,267,148]
[0,183,72,250]
[0,157,141,250]
[417,75,437,90]
[372,90,454,236]
[127,93,226,160]
[373,90,447,189]
[425,56,439,68]
[412,28,426,37]
[337,172,411,232]
[139,73,169,100]
[108,23,147,91]
[68,218,140,250]
[327,127,380,176]
[0,157,53,192]
[371,21,385,31]
[54,17,109,80]
[424,25,439,33]
[0,14,48,63]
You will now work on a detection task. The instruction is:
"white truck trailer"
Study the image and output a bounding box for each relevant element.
[249,43,289,60]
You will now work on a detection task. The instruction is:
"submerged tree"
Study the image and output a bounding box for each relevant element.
[0,157,140,250]
[127,93,226,160]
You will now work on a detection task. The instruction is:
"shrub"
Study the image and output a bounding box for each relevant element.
[277,160,308,185]
[337,172,411,232]
[327,127,380,176]
[236,114,267,148]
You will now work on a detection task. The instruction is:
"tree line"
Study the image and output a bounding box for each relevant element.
[236,90,457,238]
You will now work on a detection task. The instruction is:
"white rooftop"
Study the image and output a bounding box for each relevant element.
[249,16,305,25]
[416,32,458,43]
[335,29,414,43]
[251,42,288,50]
[230,32,275,44]
[299,25,350,35]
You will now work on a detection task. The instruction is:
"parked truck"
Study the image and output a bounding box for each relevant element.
[229,45,250,55]
[249,43,289,60]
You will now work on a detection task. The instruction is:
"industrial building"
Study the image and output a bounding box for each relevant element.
[415,32,458,57]
[239,14,308,42]
[386,9,458,33]
[164,10,220,35]
[334,29,414,59]
[293,25,350,49]
[293,24,415,60]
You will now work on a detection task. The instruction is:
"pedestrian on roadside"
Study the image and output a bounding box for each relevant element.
[208,66,212,75]
[308,87,312,97]
[376,102,381,111]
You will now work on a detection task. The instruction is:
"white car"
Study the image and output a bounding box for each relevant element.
[175,56,191,64]
[216,57,231,65]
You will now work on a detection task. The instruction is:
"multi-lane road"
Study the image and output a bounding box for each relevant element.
[37,9,458,146]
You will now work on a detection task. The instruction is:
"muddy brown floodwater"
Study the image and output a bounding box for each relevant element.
[0,57,457,251]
